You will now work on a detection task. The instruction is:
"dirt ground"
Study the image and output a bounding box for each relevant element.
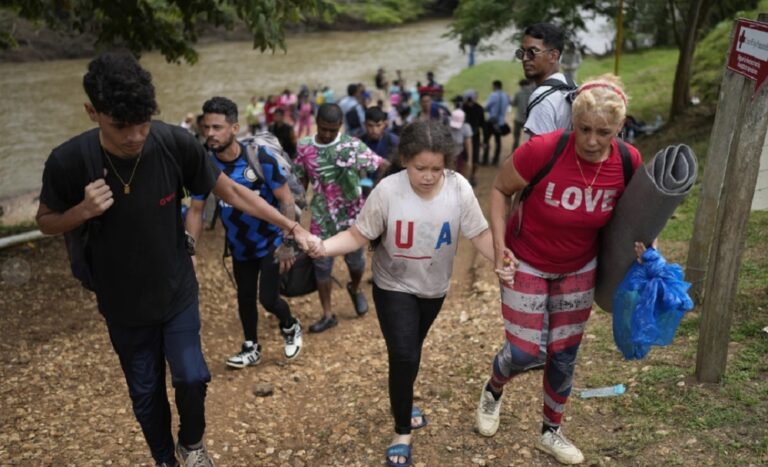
[0,138,724,466]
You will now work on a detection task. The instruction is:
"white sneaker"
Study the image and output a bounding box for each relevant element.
[476,380,502,437]
[281,320,303,360]
[535,427,585,464]
[226,342,261,369]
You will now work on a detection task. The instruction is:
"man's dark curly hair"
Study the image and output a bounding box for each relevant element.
[398,119,455,168]
[202,96,239,124]
[83,52,158,124]
[523,22,566,55]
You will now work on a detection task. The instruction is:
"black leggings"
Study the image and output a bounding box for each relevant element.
[373,283,445,435]
[232,254,294,343]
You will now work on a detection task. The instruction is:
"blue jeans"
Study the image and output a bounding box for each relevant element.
[106,299,211,464]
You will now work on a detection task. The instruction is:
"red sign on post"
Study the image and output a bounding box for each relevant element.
[727,18,768,95]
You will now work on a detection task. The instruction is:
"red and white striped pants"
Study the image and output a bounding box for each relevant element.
[490,258,596,426]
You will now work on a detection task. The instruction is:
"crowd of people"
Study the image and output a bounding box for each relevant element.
[37,20,650,467]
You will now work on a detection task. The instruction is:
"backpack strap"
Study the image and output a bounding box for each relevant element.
[616,138,633,186]
[243,138,266,182]
[81,129,104,183]
[519,131,571,202]
[525,77,577,120]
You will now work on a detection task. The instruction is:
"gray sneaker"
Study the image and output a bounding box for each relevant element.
[177,442,215,467]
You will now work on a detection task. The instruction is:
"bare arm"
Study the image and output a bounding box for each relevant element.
[272,182,296,222]
[36,179,114,235]
[469,228,494,262]
[184,198,206,245]
[272,182,298,273]
[488,156,528,279]
[316,226,369,258]
[212,173,312,249]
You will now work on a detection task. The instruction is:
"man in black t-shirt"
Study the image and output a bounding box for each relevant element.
[36,52,314,467]
[267,108,297,157]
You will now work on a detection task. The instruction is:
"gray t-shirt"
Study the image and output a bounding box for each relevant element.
[524,72,572,135]
[354,170,488,298]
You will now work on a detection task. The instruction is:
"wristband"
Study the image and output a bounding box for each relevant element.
[288,222,299,236]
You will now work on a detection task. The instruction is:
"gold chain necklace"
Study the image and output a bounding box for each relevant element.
[575,155,604,196]
[103,147,143,194]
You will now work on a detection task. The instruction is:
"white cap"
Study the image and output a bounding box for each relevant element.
[449,109,466,129]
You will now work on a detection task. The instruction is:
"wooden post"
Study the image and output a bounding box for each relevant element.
[685,53,751,303]
[695,15,768,383]
[614,0,624,76]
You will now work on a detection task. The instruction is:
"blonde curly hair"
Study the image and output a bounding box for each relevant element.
[571,74,628,126]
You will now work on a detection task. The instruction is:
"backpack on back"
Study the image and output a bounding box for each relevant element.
[345,105,362,131]
[241,132,307,214]
[63,130,103,291]
[525,75,578,120]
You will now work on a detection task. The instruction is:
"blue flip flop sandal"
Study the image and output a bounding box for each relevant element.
[411,406,428,430]
[385,443,412,467]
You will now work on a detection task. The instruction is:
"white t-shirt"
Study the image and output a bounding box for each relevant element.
[354,170,488,298]
[450,123,473,157]
[524,72,573,136]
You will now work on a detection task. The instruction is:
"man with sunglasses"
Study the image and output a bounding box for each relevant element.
[511,23,576,372]
[517,22,576,138]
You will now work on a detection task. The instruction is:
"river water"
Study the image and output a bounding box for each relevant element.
[0,19,485,199]
[0,18,614,200]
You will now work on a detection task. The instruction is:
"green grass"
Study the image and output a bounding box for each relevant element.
[444,48,680,123]
[0,221,38,236]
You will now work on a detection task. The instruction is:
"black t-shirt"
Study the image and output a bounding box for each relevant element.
[39,121,220,326]
[268,122,296,157]
[463,102,486,131]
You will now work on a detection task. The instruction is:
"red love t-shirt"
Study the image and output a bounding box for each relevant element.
[506,130,642,273]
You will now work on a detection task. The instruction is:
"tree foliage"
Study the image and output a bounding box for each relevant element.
[0,0,334,63]
[445,0,615,51]
[446,0,758,53]
[447,0,759,119]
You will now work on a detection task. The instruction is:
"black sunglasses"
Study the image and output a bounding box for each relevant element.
[515,47,553,60]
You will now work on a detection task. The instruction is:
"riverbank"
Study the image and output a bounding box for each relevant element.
[0,6,449,63]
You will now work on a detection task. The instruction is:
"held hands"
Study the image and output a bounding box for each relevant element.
[287,223,311,251]
[281,222,324,259]
[494,247,518,287]
[80,178,114,220]
[306,236,326,258]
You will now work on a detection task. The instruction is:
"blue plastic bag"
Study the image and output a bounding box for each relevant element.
[612,247,694,359]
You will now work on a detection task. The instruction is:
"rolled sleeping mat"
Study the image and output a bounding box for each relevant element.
[594,144,698,312]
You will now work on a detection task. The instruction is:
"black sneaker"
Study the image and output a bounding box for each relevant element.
[346,282,369,316]
[309,315,338,333]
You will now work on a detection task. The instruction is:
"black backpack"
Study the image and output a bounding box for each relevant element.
[525,76,578,120]
[345,105,362,130]
[63,130,102,291]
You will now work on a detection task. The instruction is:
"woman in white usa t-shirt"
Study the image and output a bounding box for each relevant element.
[308,119,510,466]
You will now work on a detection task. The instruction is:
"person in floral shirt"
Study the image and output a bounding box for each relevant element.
[294,103,386,332]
